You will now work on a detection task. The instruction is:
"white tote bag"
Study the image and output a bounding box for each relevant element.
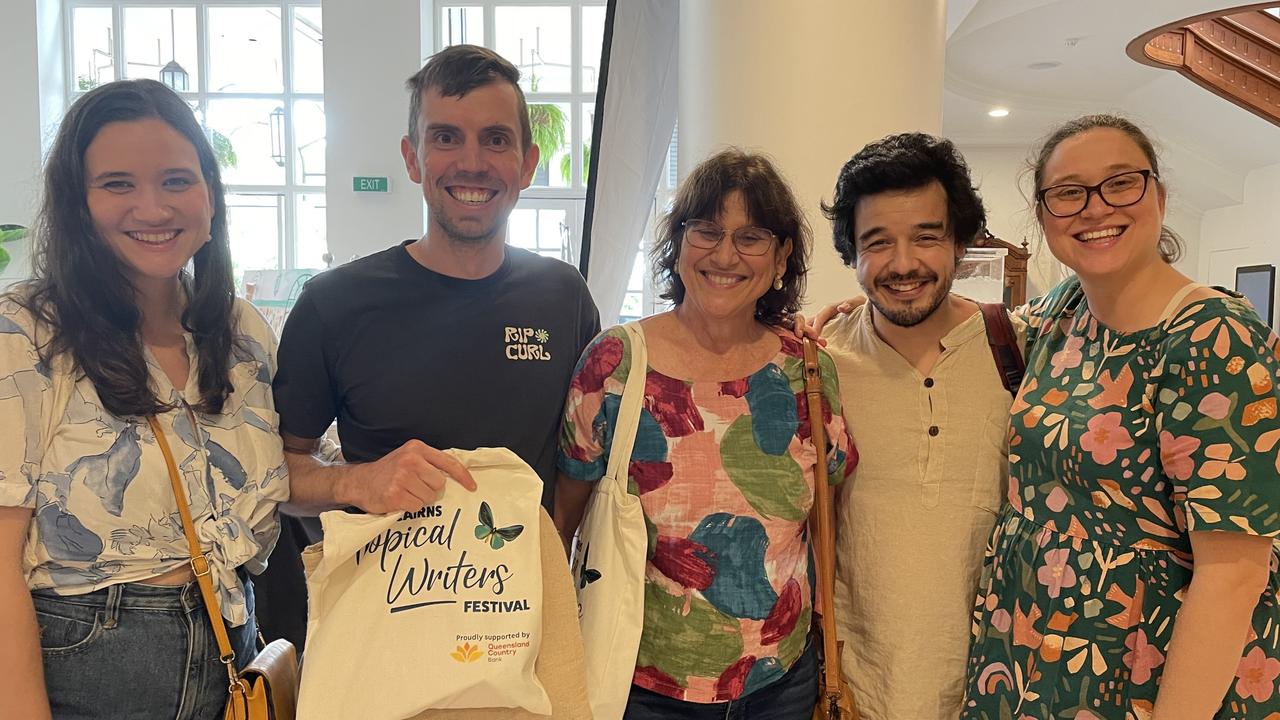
[571,321,649,720]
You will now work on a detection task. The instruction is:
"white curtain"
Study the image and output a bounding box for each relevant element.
[583,0,679,326]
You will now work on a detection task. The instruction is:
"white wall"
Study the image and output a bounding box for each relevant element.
[1198,162,1280,318]
[321,0,430,264]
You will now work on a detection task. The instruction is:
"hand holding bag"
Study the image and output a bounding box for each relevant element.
[147,416,299,720]
[801,341,859,720]
[571,322,649,720]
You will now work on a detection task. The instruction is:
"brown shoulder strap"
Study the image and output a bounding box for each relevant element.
[802,340,843,702]
[979,303,1024,397]
[146,416,241,688]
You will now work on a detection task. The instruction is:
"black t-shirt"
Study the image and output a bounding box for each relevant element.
[273,241,600,508]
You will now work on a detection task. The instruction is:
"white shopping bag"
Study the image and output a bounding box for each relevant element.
[571,322,648,720]
[298,447,550,720]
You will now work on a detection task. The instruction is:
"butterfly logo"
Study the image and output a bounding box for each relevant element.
[474,501,524,550]
[577,543,602,589]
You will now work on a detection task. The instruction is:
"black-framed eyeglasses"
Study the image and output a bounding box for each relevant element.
[681,219,778,256]
[1036,169,1156,218]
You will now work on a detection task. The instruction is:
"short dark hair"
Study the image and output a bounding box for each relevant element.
[405,44,532,153]
[7,78,236,417]
[651,149,810,326]
[1030,113,1182,263]
[822,132,986,266]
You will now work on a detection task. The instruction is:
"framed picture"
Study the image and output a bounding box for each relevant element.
[1235,264,1276,327]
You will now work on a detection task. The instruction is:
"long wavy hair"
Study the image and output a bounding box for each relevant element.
[7,79,236,417]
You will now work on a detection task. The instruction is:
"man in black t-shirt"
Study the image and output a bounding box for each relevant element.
[273,44,600,517]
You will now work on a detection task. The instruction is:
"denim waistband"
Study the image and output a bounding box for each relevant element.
[33,580,206,613]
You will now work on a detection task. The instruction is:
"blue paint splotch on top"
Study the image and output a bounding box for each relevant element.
[690,512,778,620]
[743,364,797,456]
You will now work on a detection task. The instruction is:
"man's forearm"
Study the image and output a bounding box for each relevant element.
[282,450,362,516]
[0,569,52,720]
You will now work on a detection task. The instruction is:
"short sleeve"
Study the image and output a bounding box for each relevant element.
[273,289,337,439]
[1157,298,1280,537]
[557,327,628,483]
[0,303,50,508]
[817,348,857,484]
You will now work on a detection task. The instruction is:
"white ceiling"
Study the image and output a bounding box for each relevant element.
[942,0,1280,215]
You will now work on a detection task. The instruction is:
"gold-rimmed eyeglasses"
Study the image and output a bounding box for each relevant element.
[681,219,778,256]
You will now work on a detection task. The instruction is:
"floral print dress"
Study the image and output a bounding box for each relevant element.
[964,278,1280,719]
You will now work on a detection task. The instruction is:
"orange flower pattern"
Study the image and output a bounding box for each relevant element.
[964,279,1280,719]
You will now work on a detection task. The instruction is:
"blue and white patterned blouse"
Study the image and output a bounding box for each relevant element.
[0,296,288,626]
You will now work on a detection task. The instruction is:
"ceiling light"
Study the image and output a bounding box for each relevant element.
[988,108,1010,118]
[1028,61,1061,70]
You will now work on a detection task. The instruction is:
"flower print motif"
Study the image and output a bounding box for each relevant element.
[1036,548,1077,599]
[1235,646,1280,703]
[534,328,550,344]
[1050,335,1085,378]
[1198,392,1232,421]
[1200,443,1246,481]
[1122,628,1165,685]
[1079,412,1134,465]
[1159,431,1201,482]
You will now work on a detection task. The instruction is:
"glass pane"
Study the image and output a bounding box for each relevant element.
[292,7,324,93]
[507,209,536,250]
[495,6,571,93]
[207,7,283,93]
[123,7,198,91]
[619,292,643,321]
[582,5,606,91]
[627,249,644,292]
[296,193,328,270]
[226,193,282,280]
[206,99,287,185]
[294,100,326,186]
[73,7,115,90]
[579,102,595,187]
[507,207,567,259]
[439,6,483,48]
[528,102,571,188]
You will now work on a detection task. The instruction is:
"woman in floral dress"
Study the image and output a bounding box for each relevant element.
[963,115,1280,719]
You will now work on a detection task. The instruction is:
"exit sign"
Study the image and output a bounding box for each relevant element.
[352,176,389,192]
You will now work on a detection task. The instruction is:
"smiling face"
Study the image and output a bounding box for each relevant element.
[1036,127,1166,282]
[676,190,791,325]
[852,180,961,328]
[401,82,539,245]
[84,117,213,291]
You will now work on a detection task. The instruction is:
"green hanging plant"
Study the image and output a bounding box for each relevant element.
[560,142,591,186]
[0,224,29,276]
[528,103,567,173]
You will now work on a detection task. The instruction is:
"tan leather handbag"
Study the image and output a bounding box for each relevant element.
[801,341,859,720]
[147,417,299,720]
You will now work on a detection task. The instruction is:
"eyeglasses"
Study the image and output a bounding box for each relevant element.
[681,219,778,256]
[1036,169,1156,218]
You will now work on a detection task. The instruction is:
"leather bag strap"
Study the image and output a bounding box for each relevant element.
[146,416,240,687]
[979,303,1024,397]
[801,339,842,698]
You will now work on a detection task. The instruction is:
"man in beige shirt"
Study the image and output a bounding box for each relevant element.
[816,133,1026,719]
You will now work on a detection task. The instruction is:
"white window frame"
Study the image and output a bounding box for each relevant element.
[63,0,324,272]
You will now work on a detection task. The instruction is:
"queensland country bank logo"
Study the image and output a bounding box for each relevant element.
[451,641,483,663]
[505,326,552,361]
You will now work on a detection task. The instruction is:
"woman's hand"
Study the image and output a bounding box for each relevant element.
[789,296,867,342]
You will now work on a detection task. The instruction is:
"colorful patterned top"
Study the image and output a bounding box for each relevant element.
[558,324,856,703]
[964,278,1280,719]
[0,297,288,626]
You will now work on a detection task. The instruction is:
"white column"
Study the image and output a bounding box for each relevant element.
[679,0,946,309]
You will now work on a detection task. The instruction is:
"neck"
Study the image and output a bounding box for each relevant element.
[134,277,185,345]
[1077,260,1190,331]
[870,294,976,369]
[672,305,763,353]
[408,226,506,279]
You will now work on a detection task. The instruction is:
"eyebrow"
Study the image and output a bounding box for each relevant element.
[90,168,198,182]
[1046,163,1143,185]
[857,220,946,243]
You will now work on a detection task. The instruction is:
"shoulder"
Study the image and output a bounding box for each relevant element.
[1166,293,1277,349]
[819,304,869,352]
[0,295,40,339]
[232,297,275,342]
[506,247,590,291]
[303,245,404,295]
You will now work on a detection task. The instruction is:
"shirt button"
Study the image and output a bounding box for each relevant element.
[928,425,940,436]
[923,378,934,388]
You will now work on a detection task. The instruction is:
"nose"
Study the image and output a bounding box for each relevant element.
[1078,187,1114,219]
[130,185,175,225]
[887,242,918,275]
[709,231,741,265]
[455,138,486,173]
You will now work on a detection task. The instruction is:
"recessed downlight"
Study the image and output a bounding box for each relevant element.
[988,108,1010,118]
[1028,61,1061,70]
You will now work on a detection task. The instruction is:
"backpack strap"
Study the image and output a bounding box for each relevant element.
[979,303,1024,397]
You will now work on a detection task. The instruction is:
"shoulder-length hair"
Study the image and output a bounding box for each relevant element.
[651,148,810,325]
[8,78,236,417]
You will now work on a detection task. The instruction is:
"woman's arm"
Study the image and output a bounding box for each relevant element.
[1153,530,1273,719]
[0,506,51,720]
[553,473,594,558]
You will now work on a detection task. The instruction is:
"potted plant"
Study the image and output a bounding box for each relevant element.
[0,224,27,276]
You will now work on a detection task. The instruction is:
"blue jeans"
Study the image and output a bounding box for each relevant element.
[33,578,258,720]
[623,634,820,720]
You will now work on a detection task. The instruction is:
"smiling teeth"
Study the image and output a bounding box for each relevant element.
[886,282,925,292]
[129,231,179,245]
[450,189,494,204]
[1078,227,1122,242]
[704,273,742,287]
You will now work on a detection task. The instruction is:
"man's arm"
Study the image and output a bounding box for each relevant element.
[282,433,477,516]
[553,472,594,556]
[0,506,51,720]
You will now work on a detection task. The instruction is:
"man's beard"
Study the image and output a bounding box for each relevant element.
[866,272,951,328]
[428,199,501,245]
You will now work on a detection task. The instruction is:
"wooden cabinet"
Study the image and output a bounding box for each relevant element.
[972,230,1031,308]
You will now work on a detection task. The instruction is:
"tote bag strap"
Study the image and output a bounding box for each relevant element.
[601,322,648,494]
[1158,282,1207,327]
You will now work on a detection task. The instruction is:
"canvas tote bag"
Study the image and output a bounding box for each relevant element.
[571,321,649,720]
[298,447,550,719]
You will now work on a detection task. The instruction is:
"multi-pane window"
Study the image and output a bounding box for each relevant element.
[436,1,605,266]
[67,1,326,285]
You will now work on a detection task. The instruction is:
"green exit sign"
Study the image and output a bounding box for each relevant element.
[352,176,389,192]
